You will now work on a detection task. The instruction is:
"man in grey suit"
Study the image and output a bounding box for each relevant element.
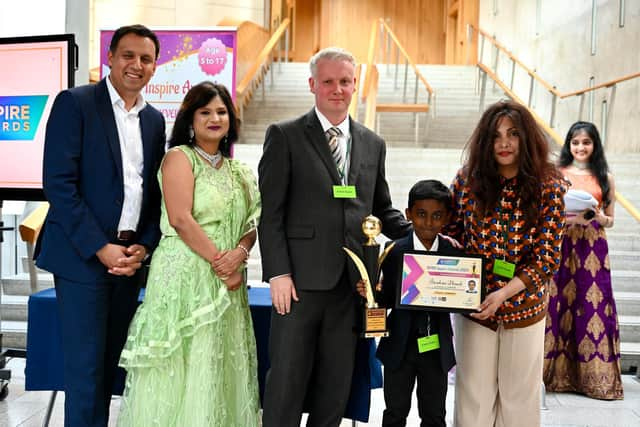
[258,47,411,427]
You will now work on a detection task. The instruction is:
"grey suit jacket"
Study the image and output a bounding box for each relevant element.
[258,109,410,291]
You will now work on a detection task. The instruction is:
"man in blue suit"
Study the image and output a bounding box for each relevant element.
[35,25,166,426]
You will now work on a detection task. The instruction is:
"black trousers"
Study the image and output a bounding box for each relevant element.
[262,276,358,427]
[382,338,448,427]
[55,272,141,427]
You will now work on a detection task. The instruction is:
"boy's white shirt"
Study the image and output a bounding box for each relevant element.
[413,232,439,252]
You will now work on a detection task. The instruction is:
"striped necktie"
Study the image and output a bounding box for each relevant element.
[325,126,345,175]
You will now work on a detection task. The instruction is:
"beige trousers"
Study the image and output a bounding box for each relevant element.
[453,315,545,427]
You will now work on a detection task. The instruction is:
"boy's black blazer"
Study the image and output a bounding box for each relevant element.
[376,233,457,372]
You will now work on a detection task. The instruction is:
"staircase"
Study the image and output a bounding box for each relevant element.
[375,64,503,149]
[238,62,314,145]
[2,62,639,376]
[603,157,640,373]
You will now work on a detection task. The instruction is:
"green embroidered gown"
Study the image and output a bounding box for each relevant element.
[117,145,261,426]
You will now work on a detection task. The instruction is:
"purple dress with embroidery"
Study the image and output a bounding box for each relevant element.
[543,169,623,400]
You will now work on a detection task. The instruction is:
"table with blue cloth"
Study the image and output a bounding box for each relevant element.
[25,286,382,424]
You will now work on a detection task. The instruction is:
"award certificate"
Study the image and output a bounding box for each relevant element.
[397,251,484,313]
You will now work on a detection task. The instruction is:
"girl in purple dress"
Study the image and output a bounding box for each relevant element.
[544,121,623,400]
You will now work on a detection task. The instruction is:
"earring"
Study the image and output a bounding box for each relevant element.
[189,126,195,142]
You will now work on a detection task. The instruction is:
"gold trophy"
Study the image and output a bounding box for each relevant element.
[344,215,395,338]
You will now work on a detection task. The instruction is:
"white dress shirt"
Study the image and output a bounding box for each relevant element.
[106,76,145,233]
[413,232,439,252]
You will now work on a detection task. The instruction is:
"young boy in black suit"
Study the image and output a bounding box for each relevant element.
[358,179,458,427]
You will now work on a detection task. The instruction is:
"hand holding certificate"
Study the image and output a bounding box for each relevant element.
[397,251,484,313]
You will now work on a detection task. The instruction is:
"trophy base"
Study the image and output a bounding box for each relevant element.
[361,307,389,338]
[362,330,390,338]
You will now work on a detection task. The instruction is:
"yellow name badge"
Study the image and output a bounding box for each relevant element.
[417,334,440,353]
[493,259,516,279]
[333,185,357,199]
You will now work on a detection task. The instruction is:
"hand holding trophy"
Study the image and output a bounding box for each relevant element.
[344,215,395,338]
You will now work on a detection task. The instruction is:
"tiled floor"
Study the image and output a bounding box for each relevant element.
[1,357,639,426]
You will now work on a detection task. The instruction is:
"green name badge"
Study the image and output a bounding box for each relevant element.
[417,334,440,353]
[493,259,516,279]
[333,185,357,199]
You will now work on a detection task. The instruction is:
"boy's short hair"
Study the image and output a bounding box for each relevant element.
[408,179,452,211]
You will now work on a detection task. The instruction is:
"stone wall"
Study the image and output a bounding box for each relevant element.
[479,0,640,153]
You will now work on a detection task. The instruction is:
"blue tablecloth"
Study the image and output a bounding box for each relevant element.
[25,286,382,422]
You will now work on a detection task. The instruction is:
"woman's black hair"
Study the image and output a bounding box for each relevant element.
[168,81,239,157]
[558,121,611,207]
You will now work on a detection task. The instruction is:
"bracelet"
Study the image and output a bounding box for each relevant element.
[237,244,250,261]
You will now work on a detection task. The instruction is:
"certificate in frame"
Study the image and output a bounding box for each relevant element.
[396,251,484,313]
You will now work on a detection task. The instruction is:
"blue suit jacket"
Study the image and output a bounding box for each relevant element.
[35,78,166,282]
[376,234,457,372]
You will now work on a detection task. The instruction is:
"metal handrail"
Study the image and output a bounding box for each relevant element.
[477,63,564,142]
[477,62,640,224]
[471,25,561,97]
[379,19,434,96]
[236,18,290,122]
[560,71,640,98]
[363,20,435,107]
[469,24,639,135]
[377,19,435,114]
[360,19,434,141]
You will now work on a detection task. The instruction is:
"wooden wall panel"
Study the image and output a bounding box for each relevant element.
[461,0,478,64]
[287,0,476,65]
[292,0,319,61]
[319,0,386,63]
[445,0,478,64]
[419,0,446,63]
[382,0,446,64]
[271,0,283,30]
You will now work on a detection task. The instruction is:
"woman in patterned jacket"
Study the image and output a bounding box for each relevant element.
[449,100,566,427]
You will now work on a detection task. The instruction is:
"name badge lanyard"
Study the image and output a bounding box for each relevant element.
[499,204,513,261]
[492,200,517,279]
[417,313,431,336]
[417,314,440,352]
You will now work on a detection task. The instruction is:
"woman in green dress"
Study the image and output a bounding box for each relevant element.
[117,82,261,426]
